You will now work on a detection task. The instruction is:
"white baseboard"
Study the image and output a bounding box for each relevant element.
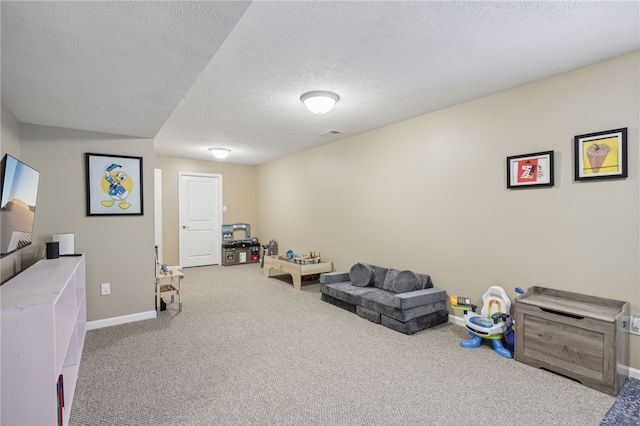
[448,314,465,327]
[87,310,156,330]
[448,315,640,380]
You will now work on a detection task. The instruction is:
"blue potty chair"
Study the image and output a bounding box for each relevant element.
[451,286,512,358]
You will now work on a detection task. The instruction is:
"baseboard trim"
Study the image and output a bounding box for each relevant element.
[448,315,640,380]
[87,310,156,330]
[448,314,465,327]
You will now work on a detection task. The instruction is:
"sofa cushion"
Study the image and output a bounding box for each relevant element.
[320,282,375,306]
[381,310,449,335]
[356,305,381,323]
[320,272,350,285]
[349,263,375,287]
[391,270,419,293]
[321,293,357,313]
[415,273,434,290]
[393,287,446,310]
[357,288,447,322]
[381,268,400,291]
[369,264,390,289]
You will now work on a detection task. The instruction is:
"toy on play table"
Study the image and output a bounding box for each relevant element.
[160,263,171,275]
[284,249,299,259]
[450,286,512,358]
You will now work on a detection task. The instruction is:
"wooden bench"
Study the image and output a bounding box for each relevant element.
[515,286,629,396]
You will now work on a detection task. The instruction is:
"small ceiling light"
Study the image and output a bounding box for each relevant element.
[300,91,340,114]
[209,148,231,159]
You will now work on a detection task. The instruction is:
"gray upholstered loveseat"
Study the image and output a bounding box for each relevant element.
[320,262,448,334]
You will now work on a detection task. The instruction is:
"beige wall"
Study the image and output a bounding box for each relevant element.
[2,52,638,368]
[0,103,24,282]
[154,156,259,266]
[256,52,640,369]
[16,125,156,322]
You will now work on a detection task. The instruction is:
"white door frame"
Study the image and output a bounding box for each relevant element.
[178,172,223,267]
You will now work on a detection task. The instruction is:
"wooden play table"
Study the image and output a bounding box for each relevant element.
[156,266,183,315]
[263,256,332,289]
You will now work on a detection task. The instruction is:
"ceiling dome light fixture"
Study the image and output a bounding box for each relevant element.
[300,90,340,114]
[209,148,231,159]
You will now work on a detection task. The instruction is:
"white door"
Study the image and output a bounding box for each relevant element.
[178,172,222,267]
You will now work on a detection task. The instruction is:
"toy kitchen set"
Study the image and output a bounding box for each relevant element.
[222,223,260,266]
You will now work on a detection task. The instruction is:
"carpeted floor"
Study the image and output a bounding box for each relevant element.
[70,264,629,425]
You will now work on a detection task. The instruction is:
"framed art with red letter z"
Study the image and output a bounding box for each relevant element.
[507,151,554,189]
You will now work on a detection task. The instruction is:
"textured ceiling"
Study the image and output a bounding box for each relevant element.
[2,1,639,165]
[1,1,251,138]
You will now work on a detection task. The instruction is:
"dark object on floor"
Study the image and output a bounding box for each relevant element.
[601,378,640,425]
[156,297,166,311]
[320,262,448,335]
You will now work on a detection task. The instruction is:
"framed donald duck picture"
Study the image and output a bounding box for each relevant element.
[85,152,144,216]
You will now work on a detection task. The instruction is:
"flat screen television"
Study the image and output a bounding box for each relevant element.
[0,154,40,258]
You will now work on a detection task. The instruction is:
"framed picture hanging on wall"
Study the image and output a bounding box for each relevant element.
[574,128,627,181]
[85,153,144,216]
[507,151,554,189]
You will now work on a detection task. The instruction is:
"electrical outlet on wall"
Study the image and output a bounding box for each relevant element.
[629,312,640,335]
[630,313,640,335]
[101,283,110,296]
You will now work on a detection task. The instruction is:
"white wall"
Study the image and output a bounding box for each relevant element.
[256,52,640,369]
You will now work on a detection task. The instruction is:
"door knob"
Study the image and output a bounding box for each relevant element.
[182,225,189,229]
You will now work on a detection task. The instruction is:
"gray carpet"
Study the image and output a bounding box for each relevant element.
[70,264,620,425]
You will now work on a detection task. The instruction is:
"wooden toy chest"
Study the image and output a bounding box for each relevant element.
[515,286,629,396]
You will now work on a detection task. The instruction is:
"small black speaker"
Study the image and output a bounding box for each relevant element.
[46,241,59,259]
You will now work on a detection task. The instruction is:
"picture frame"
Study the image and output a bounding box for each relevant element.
[506,151,554,189]
[574,128,627,181]
[85,153,143,216]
